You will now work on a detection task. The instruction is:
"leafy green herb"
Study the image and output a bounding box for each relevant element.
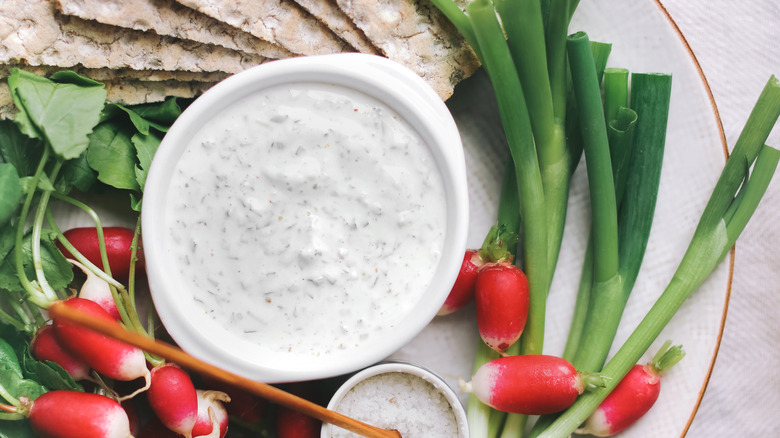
[0,230,73,293]
[0,121,44,177]
[59,150,98,193]
[0,419,36,438]
[0,165,22,228]
[7,69,106,160]
[133,130,163,191]
[0,338,46,405]
[86,122,141,191]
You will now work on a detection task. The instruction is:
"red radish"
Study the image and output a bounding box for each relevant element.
[438,250,483,316]
[474,263,529,353]
[148,363,198,438]
[461,355,604,415]
[578,341,685,436]
[26,390,132,438]
[276,405,321,438]
[31,324,91,380]
[192,390,230,438]
[57,227,144,283]
[69,258,121,320]
[52,298,150,391]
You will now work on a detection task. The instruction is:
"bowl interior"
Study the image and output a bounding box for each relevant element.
[142,54,468,382]
[321,362,469,438]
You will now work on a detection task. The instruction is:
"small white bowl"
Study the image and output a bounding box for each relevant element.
[142,54,468,382]
[322,362,469,438]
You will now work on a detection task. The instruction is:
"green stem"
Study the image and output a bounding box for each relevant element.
[14,147,51,307]
[44,207,134,327]
[561,234,593,361]
[566,31,623,373]
[567,31,619,284]
[31,160,64,304]
[547,0,572,121]
[48,193,126,291]
[467,340,501,438]
[0,306,26,331]
[603,68,629,125]
[468,0,550,360]
[539,76,780,438]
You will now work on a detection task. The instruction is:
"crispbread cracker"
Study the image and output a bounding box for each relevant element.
[0,63,230,83]
[56,0,292,60]
[103,80,216,105]
[0,0,266,74]
[175,0,352,55]
[292,0,379,54]
[0,79,215,119]
[335,0,479,100]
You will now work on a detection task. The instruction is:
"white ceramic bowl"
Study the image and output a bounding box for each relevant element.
[142,53,468,382]
[321,362,469,438]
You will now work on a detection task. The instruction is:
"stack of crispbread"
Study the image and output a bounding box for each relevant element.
[1,0,479,118]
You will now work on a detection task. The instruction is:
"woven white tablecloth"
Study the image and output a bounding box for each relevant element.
[660,1,780,436]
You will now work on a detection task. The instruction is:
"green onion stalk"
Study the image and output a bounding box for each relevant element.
[431,0,584,435]
[528,34,671,437]
[539,75,780,438]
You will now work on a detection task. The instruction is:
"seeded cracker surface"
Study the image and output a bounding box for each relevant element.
[0,0,266,74]
[335,0,480,100]
[55,0,293,60]
[292,0,380,54]
[174,0,352,55]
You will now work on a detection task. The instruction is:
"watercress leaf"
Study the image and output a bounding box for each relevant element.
[0,230,73,293]
[0,226,14,265]
[21,347,83,392]
[0,337,46,403]
[0,338,23,379]
[86,122,141,191]
[112,104,170,135]
[0,419,37,438]
[59,150,97,193]
[0,164,22,227]
[132,130,162,191]
[130,97,182,125]
[48,70,103,87]
[0,322,80,393]
[7,69,106,160]
[129,193,143,212]
[0,120,45,177]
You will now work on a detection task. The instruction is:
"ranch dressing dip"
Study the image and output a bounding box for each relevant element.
[164,82,447,357]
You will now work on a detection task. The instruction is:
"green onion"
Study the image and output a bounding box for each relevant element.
[539,75,780,438]
[467,0,549,357]
[604,68,630,125]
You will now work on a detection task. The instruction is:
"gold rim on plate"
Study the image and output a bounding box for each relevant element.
[653,1,733,436]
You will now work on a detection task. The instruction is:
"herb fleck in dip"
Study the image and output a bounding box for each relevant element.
[164,83,447,357]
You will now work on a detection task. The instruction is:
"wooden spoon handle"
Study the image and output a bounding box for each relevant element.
[48,301,402,438]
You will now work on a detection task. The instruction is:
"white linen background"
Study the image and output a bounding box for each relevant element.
[659,1,780,436]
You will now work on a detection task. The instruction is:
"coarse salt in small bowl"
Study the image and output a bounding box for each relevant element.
[142,53,469,382]
[322,362,469,438]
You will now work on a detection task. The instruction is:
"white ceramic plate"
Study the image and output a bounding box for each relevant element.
[387,1,729,437]
[48,0,727,435]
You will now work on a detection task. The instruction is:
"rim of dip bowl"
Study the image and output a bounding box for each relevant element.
[142,53,469,383]
[321,362,470,438]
